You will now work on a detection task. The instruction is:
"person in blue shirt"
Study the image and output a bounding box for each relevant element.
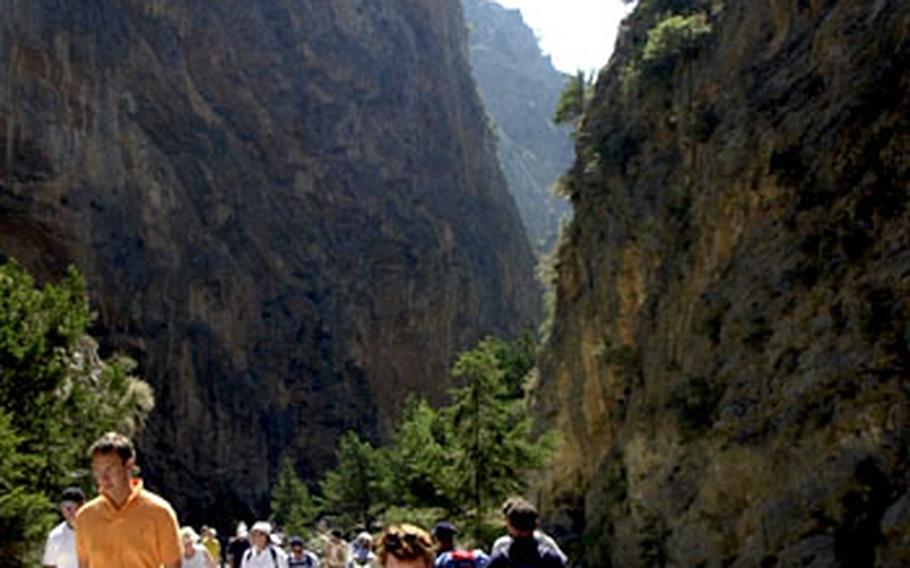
[288,535,320,568]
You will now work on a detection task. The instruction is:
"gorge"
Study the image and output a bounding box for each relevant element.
[0,0,538,523]
[536,0,910,565]
[462,0,574,253]
[1,0,909,565]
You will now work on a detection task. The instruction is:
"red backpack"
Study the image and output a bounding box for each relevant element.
[440,549,483,568]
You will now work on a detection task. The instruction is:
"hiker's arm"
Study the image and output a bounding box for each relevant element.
[203,549,217,568]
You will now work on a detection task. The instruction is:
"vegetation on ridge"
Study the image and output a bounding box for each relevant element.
[553,70,592,127]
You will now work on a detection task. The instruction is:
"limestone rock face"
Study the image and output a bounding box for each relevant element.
[0,0,538,520]
[537,0,910,565]
[462,0,573,252]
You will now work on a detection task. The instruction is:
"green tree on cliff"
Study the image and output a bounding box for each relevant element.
[553,70,589,126]
[0,260,154,565]
[641,13,712,73]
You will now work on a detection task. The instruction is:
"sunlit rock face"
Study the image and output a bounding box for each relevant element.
[0,0,539,521]
[537,0,910,565]
[462,0,573,253]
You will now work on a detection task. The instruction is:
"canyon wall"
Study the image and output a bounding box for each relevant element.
[0,0,538,521]
[537,0,910,565]
[462,0,573,253]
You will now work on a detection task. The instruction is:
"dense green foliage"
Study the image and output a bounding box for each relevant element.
[271,457,318,539]
[384,398,455,511]
[448,337,553,533]
[319,431,388,529]
[277,335,555,544]
[641,13,712,72]
[553,71,588,126]
[0,260,154,565]
[621,8,713,94]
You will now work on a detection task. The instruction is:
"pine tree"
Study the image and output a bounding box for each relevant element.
[486,332,536,399]
[384,398,454,509]
[319,431,386,529]
[446,338,554,533]
[0,260,154,564]
[314,335,555,538]
[553,70,587,125]
[271,457,318,538]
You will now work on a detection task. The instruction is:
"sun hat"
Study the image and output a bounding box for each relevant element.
[250,521,272,535]
[181,526,201,543]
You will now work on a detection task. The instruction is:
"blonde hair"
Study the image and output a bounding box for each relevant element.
[375,524,434,567]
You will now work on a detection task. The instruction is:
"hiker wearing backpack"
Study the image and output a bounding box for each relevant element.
[490,499,566,564]
[241,521,289,568]
[229,523,252,568]
[324,529,349,568]
[432,522,489,568]
[487,499,566,568]
[287,535,320,568]
[347,531,379,568]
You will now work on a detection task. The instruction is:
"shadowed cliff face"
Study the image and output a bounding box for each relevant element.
[538,0,910,565]
[0,0,539,521]
[462,0,573,253]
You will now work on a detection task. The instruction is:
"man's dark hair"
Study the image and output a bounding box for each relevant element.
[432,521,457,539]
[89,431,135,462]
[61,486,86,504]
[505,498,538,532]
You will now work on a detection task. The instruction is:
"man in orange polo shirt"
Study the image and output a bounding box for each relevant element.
[75,432,182,568]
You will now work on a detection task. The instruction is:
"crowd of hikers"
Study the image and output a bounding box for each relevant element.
[205,500,567,568]
[42,432,568,568]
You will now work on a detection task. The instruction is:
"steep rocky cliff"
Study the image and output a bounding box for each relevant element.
[462,0,573,252]
[537,0,910,565]
[0,0,538,521]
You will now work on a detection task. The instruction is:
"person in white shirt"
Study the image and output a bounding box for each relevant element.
[347,532,378,568]
[490,497,567,562]
[241,521,289,568]
[181,526,217,568]
[42,487,85,568]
